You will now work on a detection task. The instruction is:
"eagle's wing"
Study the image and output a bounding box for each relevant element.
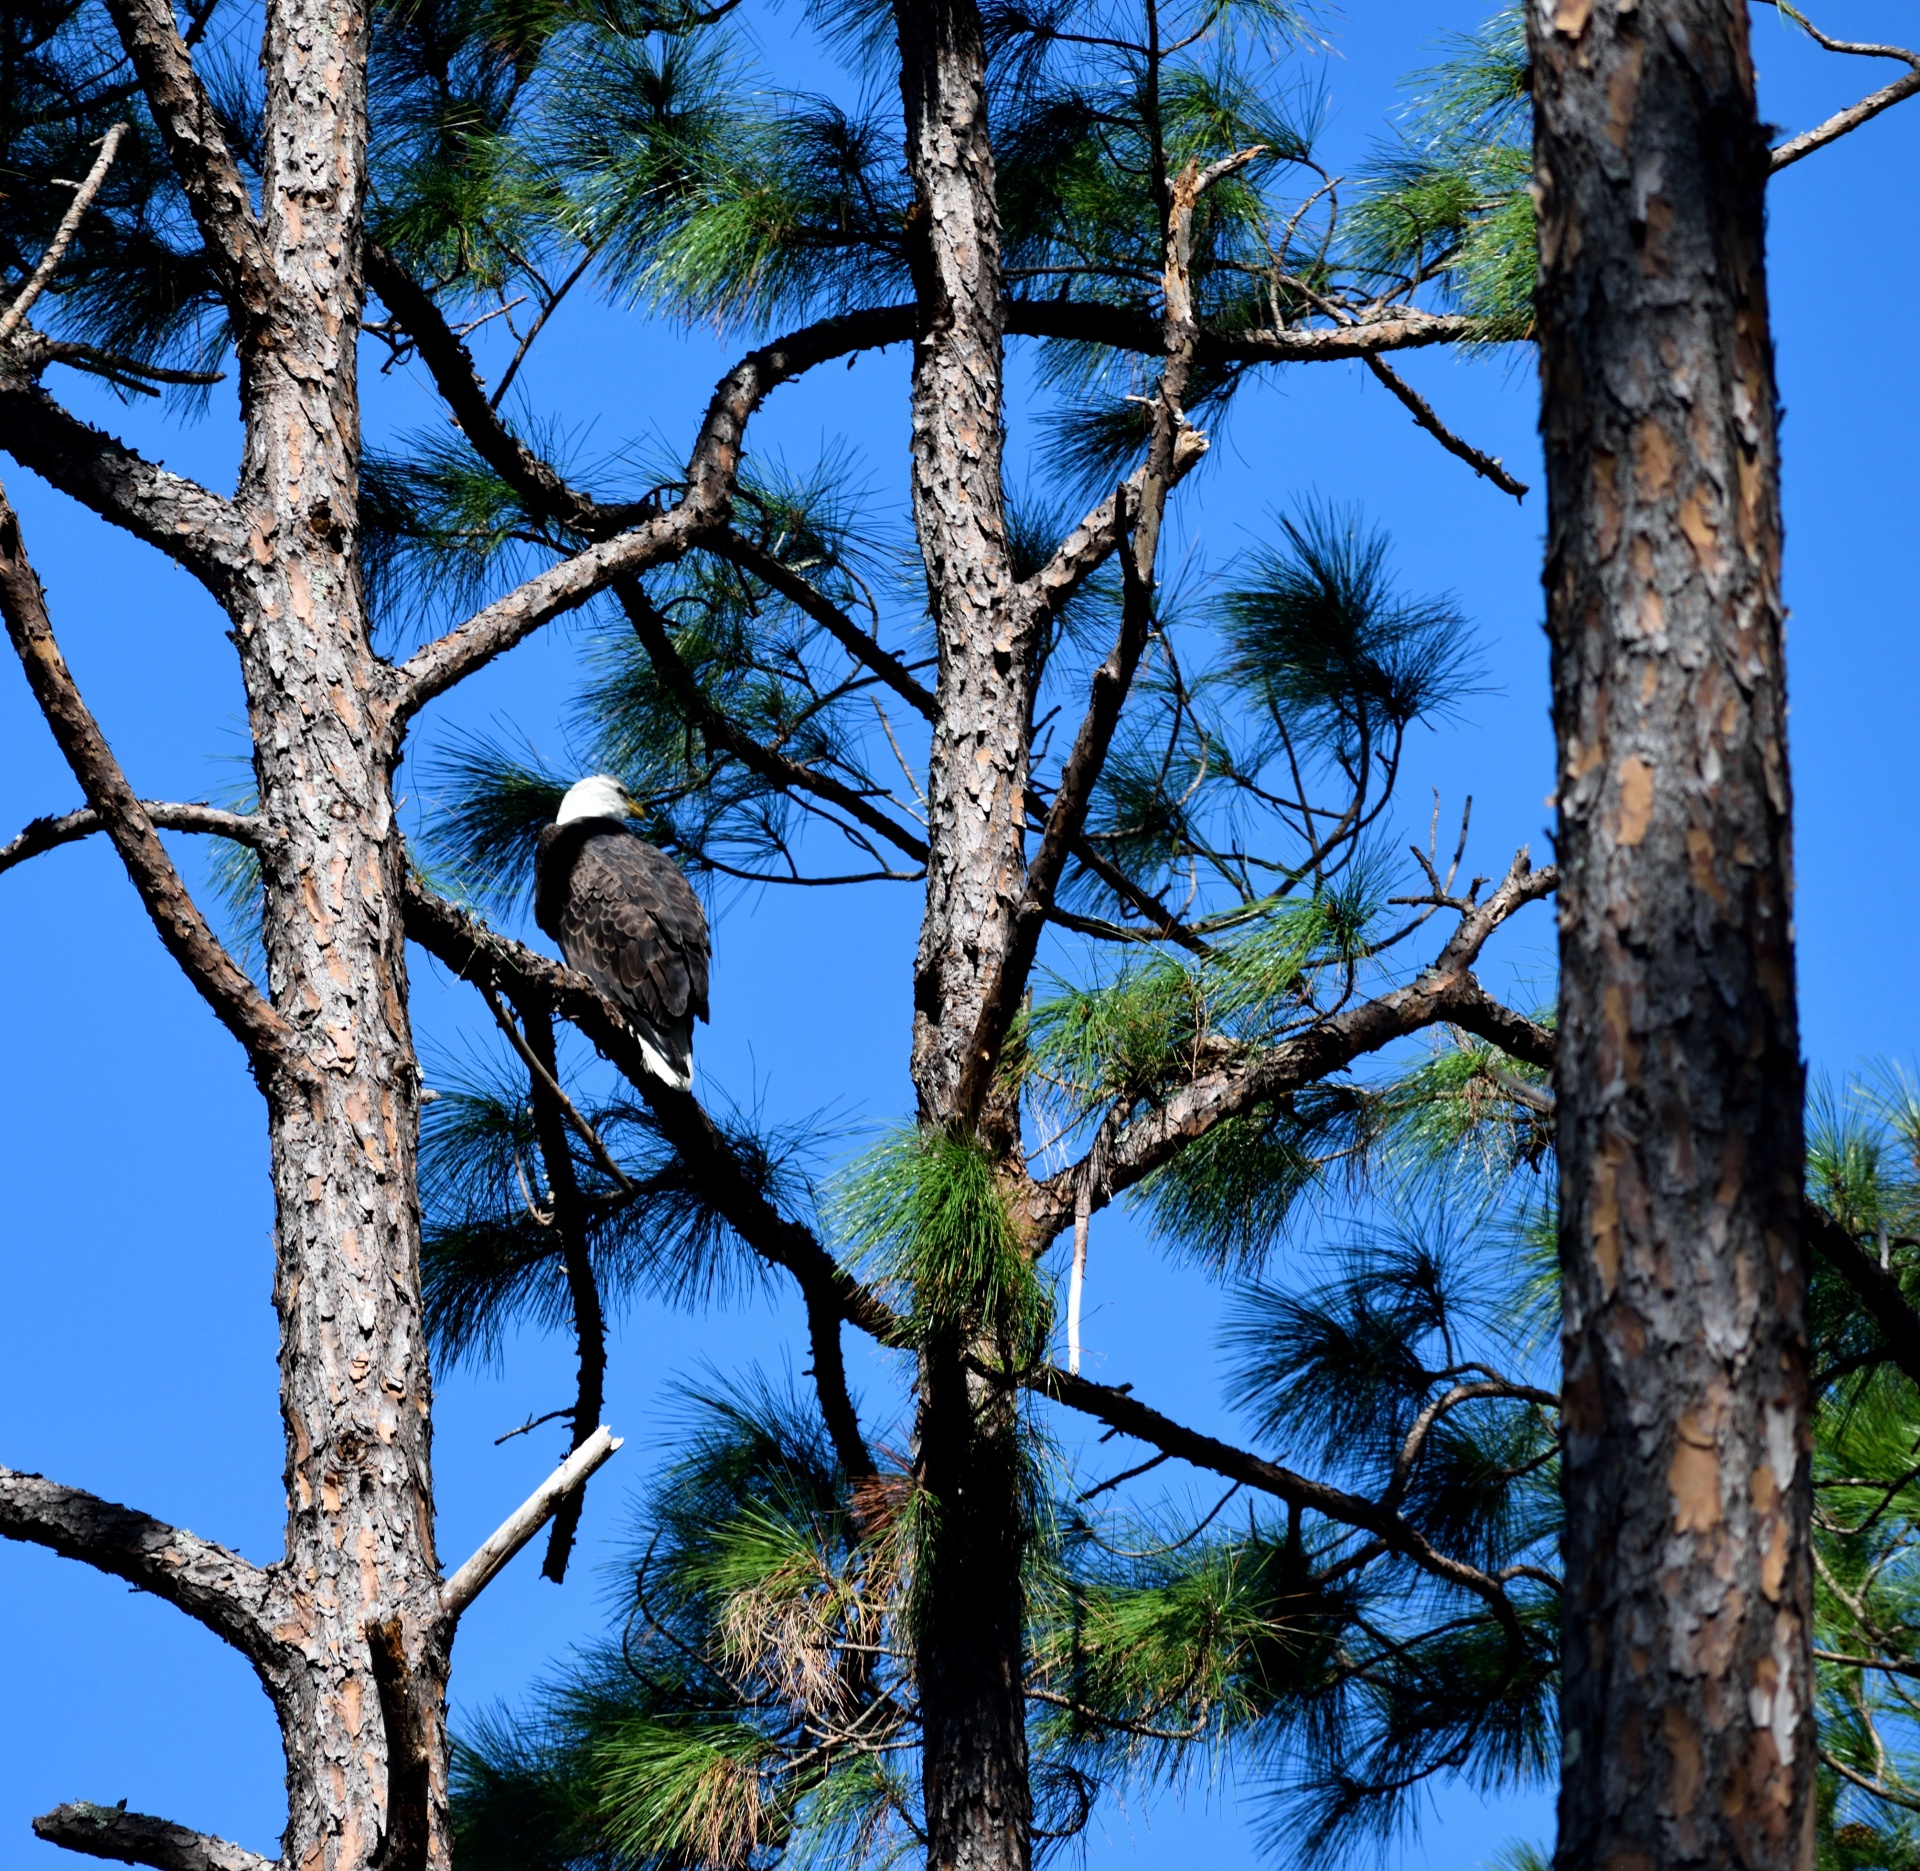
[558,830,710,1032]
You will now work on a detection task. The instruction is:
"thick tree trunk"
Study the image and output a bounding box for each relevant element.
[1529,5,1811,1869]
[234,1,449,1863]
[888,0,1033,1865]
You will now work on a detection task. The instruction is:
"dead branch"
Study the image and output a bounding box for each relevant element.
[1766,4,1920,170]
[33,1803,273,1871]
[0,488,289,1065]
[438,1425,622,1625]
[1362,355,1528,499]
[1,125,129,343]
[0,801,271,878]
[0,1464,289,1683]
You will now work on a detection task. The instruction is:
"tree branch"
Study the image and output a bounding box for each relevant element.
[616,578,929,863]
[1006,300,1488,365]
[1766,5,1920,171]
[33,1803,273,1871]
[99,0,273,331]
[363,244,639,537]
[1029,1365,1525,1640]
[0,488,288,1066]
[0,367,249,592]
[0,801,270,879]
[1362,355,1528,500]
[1806,1202,1920,1395]
[0,1465,287,1684]
[706,529,937,722]
[1,125,129,344]
[517,998,608,1585]
[388,305,920,724]
[1017,429,1208,623]
[1025,853,1558,1239]
[438,1425,621,1625]
[400,878,904,1346]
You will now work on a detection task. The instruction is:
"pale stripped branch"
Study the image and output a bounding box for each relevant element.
[439,1425,622,1624]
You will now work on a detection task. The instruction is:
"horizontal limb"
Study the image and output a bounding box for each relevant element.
[0,1464,290,1686]
[1007,299,1487,366]
[33,1803,272,1871]
[439,1424,621,1625]
[1,801,270,879]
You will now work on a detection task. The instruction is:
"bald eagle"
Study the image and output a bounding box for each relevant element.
[534,776,710,1088]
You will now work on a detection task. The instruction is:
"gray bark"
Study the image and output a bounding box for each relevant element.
[1528,3,1812,1867]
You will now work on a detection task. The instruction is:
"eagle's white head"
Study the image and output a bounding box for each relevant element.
[555,774,636,826]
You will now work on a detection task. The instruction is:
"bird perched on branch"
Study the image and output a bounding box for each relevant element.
[534,775,709,1088]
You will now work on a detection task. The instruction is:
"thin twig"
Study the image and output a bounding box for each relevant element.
[2,125,128,343]
[1766,2,1920,171]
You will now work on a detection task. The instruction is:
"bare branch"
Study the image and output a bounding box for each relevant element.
[99,0,273,329]
[1007,299,1490,365]
[0,368,249,591]
[1,801,270,879]
[0,1464,287,1683]
[0,488,288,1065]
[439,1425,622,1624]
[1362,355,1528,500]
[33,1803,273,1871]
[616,579,929,862]
[1018,427,1209,622]
[1,125,129,343]
[1766,4,1920,171]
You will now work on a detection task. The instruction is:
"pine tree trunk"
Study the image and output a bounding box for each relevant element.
[242,1,449,1863]
[1529,5,1812,1868]
[889,0,1034,1865]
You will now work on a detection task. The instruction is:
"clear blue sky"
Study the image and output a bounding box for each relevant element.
[2,3,1916,1866]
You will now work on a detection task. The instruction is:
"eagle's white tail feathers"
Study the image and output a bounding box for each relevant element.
[632,1025,694,1092]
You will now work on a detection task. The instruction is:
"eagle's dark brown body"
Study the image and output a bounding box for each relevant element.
[533,816,709,1086]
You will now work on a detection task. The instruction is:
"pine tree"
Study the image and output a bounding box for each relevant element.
[4,3,1915,1870]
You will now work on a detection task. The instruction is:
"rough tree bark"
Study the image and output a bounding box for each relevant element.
[1528,4,1812,1868]
[887,1,1034,1866]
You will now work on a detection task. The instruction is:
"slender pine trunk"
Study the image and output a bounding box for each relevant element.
[1529,4,1812,1867]
[239,0,449,1861]
[888,0,1034,1863]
